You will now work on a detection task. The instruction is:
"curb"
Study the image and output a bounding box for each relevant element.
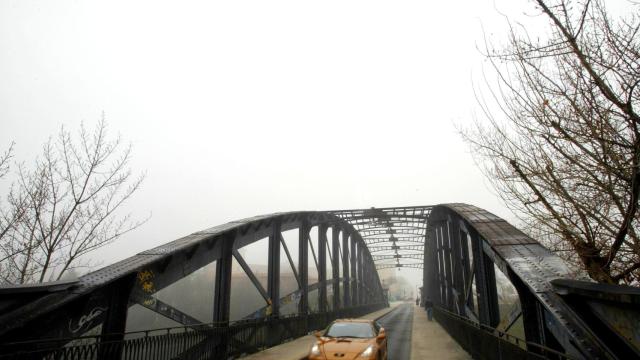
[372,305,399,321]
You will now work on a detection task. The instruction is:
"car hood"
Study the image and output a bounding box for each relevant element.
[321,338,373,358]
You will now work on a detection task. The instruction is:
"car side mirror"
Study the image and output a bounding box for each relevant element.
[376,329,386,342]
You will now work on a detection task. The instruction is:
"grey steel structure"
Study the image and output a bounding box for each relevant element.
[1,204,639,359]
[423,204,640,360]
[333,204,640,359]
[0,211,387,358]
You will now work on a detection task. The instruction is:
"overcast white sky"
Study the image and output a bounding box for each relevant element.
[4,0,624,288]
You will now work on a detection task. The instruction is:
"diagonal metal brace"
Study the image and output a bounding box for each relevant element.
[130,292,205,327]
[233,249,270,303]
[279,233,301,289]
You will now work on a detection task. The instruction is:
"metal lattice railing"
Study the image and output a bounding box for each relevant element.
[433,307,575,360]
[0,303,387,360]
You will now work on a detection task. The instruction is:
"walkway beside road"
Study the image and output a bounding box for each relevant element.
[242,304,399,360]
[410,305,470,360]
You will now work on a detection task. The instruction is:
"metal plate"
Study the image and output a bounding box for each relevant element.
[492,244,577,293]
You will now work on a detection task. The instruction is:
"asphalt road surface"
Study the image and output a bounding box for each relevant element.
[376,303,413,360]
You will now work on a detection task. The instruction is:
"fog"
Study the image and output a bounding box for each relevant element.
[0,0,583,291]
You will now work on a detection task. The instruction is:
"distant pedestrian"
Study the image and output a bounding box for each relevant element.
[424,298,433,321]
[415,297,420,306]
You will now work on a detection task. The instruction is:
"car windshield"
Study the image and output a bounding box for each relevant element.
[325,322,375,338]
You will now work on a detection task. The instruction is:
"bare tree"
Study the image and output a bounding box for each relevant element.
[463,0,640,284]
[0,143,29,267]
[0,144,12,179]
[0,119,147,284]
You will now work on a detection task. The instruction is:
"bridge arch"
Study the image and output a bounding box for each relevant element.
[333,204,640,359]
[1,204,639,359]
[0,211,385,347]
[425,203,640,359]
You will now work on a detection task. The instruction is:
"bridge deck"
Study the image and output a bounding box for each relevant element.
[242,305,398,360]
[242,303,470,360]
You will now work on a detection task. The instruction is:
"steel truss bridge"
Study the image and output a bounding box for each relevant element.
[0,204,639,359]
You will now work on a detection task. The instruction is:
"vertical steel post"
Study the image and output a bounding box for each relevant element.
[356,242,364,305]
[98,275,135,360]
[213,232,234,358]
[318,224,328,312]
[425,225,438,308]
[449,218,465,315]
[459,228,475,312]
[342,230,351,307]
[299,218,309,315]
[213,233,234,323]
[435,225,446,306]
[470,227,488,324]
[483,254,500,326]
[440,223,454,309]
[101,276,135,335]
[511,275,545,347]
[470,228,500,327]
[268,220,281,316]
[332,226,340,310]
[362,244,367,303]
[357,241,364,305]
[423,227,428,308]
[349,238,362,305]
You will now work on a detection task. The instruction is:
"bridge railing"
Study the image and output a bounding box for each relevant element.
[434,306,574,360]
[0,303,387,360]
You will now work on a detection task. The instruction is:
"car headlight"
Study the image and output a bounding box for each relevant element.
[310,343,321,356]
[359,344,374,358]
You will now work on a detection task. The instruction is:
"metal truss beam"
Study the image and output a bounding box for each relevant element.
[376,263,423,270]
[360,229,425,237]
[371,254,423,261]
[363,236,425,245]
[356,225,426,232]
[367,245,424,253]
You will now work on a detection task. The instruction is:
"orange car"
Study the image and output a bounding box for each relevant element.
[308,319,388,360]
